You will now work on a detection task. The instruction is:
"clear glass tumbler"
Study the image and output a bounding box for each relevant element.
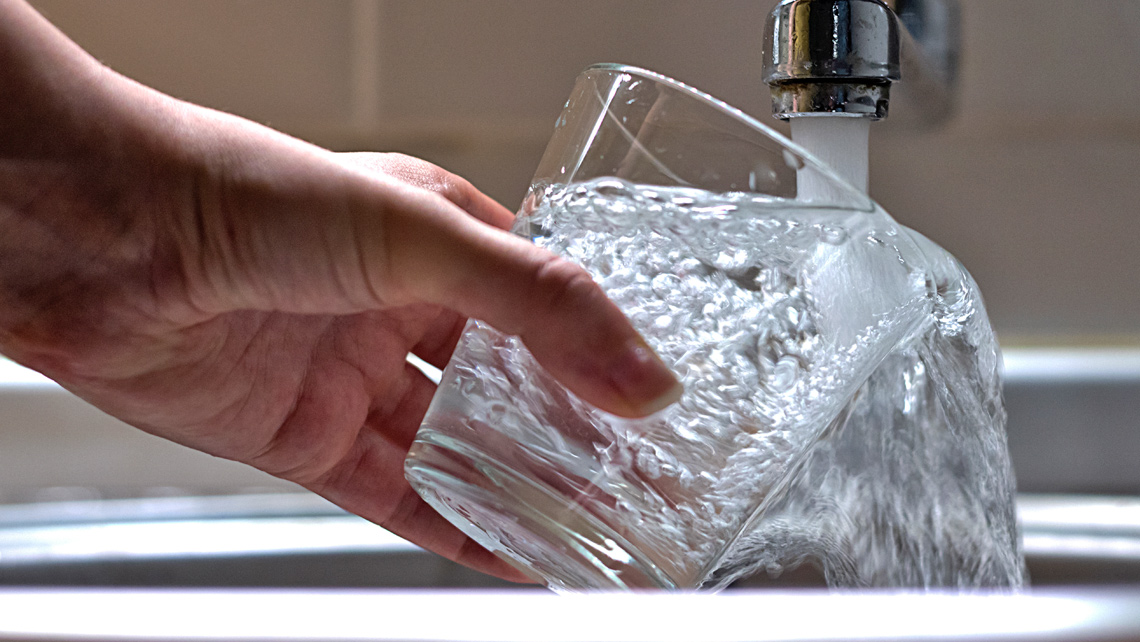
[403,64,936,590]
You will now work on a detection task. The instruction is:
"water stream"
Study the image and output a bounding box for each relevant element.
[791,117,871,199]
[701,117,1027,588]
[408,115,1024,590]
[411,175,1024,589]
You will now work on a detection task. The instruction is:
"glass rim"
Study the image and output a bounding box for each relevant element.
[581,63,874,211]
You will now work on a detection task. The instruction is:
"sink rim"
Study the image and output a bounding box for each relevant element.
[0,491,1137,569]
[2,585,1140,641]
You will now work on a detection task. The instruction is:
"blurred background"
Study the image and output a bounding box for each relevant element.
[0,2,1138,607]
[27,0,1140,344]
[4,0,1138,501]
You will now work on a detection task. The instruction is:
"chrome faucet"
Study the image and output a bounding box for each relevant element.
[762,0,959,125]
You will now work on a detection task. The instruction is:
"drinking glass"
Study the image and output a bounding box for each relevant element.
[404,64,934,591]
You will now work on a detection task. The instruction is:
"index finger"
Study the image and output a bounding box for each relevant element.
[339,152,516,230]
[380,188,683,418]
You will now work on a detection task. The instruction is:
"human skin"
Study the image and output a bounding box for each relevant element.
[0,0,682,581]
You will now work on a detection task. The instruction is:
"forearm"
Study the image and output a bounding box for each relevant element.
[0,1,407,381]
[0,0,120,156]
[0,0,174,375]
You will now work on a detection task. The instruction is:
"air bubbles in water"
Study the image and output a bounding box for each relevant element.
[412,177,1024,591]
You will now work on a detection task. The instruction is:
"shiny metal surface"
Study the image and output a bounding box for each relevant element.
[769,82,890,120]
[0,493,518,589]
[1,347,1137,498]
[3,588,1140,641]
[763,0,899,82]
[1,492,1140,589]
[888,0,960,126]
[763,0,958,124]
[0,350,1139,638]
[1002,348,1140,495]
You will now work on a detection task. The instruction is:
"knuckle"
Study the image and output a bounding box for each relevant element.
[531,255,602,314]
[432,173,474,212]
[383,154,471,208]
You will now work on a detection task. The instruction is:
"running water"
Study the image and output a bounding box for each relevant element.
[791,117,871,198]
[706,117,1024,587]
[706,222,1025,588]
[408,173,1025,590]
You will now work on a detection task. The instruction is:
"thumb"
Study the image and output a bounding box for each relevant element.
[385,192,683,419]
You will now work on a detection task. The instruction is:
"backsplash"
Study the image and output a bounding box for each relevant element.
[29,0,1140,340]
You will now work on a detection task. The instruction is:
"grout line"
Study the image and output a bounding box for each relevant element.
[349,0,384,140]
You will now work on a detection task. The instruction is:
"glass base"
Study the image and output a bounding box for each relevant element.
[405,434,677,591]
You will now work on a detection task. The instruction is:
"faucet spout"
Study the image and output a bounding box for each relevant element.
[763,0,959,125]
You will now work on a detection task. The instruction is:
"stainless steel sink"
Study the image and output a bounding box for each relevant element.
[0,348,1139,640]
[2,347,1137,499]
[1003,348,1140,494]
[0,491,1137,590]
[0,493,522,589]
[1,587,1139,642]
[1,493,1140,642]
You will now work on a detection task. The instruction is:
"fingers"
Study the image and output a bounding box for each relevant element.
[338,152,515,230]
[339,153,682,417]
[383,198,683,418]
[178,123,681,417]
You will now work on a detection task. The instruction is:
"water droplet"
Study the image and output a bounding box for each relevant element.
[816,223,848,244]
[782,149,805,170]
[769,356,799,392]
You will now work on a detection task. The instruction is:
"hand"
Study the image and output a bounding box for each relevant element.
[0,0,681,581]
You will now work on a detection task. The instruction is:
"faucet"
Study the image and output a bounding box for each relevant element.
[762,0,960,126]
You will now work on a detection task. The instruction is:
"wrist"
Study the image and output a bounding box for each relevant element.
[0,5,184,375]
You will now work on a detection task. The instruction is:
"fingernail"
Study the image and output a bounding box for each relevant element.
[608,338,684,416]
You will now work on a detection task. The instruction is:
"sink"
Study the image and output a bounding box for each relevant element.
[0,349,1139,640]
[1,587,1139,642]
[1,348,1139,590]
[1002,348,1140,494]
[0,491,1138,589]
[2,347,1137,500]
[0,493,522,589]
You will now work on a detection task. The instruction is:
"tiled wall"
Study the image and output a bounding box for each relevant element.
[28,0,1140,341]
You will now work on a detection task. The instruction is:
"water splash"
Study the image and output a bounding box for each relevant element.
[707,231,1025,587]
[408,178,1025,590]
